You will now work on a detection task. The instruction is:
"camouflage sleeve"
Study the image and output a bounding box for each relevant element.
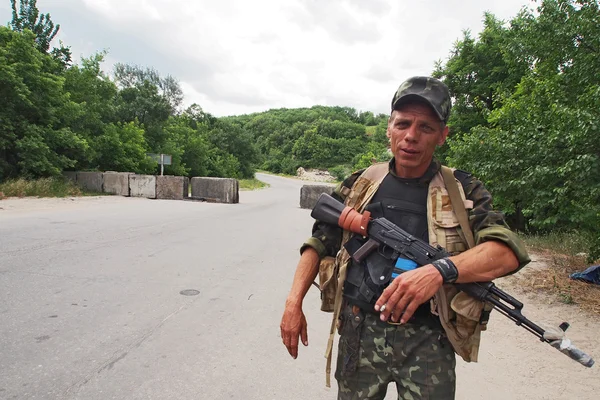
[299,170,365,259]
[456,170,531,272]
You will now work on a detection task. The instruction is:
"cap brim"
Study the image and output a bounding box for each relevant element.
[392,94,445,123]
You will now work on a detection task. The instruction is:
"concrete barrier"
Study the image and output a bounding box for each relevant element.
[103,172,130,196]
[190,177,239,204]
[76,172,103,193]
[300,185,335,209]
[129,174,156,199]
[156,176,189,200]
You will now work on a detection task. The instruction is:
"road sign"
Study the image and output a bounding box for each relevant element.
[146,153,172,175]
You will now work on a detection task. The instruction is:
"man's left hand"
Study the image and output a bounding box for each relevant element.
[375,265,443,323]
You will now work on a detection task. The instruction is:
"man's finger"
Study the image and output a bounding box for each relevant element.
[375,280,397,311]
[379,283,406,321]
[391,294,412,322]
[399,300,420,324]
[301,321,308,346]
[290,333,299,359]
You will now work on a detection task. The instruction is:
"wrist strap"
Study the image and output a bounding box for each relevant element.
[432,258,459,283]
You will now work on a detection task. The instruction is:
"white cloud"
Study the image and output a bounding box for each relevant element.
[0,0,536,117]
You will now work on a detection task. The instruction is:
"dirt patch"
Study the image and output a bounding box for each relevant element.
[295,167,337,183]
[505,250,600,315]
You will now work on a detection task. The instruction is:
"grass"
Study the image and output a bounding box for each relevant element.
[518,232,600,314]
[0,177,87,199]
[239,178,270,191]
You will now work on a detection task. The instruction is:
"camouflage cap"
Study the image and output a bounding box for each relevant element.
[391,76,452,124]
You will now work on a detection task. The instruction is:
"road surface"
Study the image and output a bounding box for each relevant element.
[0,173,597,399]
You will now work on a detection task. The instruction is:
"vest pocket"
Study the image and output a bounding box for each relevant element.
[431,187,468,254]
[318,256,337,313]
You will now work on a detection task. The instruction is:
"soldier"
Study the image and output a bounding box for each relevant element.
[280,76,530,399]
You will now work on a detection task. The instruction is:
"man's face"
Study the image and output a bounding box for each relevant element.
[386,102,448,178]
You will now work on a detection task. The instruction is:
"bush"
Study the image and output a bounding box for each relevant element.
[0,177,83,198]
[329,165,349,181]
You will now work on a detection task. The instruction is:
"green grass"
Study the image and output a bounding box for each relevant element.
[522,231,592,258]
[239,178,270,191]
[0,177,87,199]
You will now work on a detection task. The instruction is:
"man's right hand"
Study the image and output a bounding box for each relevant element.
[280,301,309,359]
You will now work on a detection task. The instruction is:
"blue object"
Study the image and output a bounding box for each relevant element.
[392,258,418,278]
[569,265,600,285]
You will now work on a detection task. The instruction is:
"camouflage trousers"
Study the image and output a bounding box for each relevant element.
[335,304,456,400]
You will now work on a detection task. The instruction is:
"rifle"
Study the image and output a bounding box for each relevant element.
[311,193,595,368]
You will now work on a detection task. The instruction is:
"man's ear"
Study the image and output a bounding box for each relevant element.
[438,126,449,146]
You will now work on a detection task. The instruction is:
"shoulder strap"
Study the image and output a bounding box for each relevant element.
[324,161,388,387]
[440,166,475,249]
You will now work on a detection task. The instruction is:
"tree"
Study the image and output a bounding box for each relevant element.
[10,0,58,52]
[443,0,600,258]
[0,26,86,179]
[9,0,71,67]
[113,63,183,113]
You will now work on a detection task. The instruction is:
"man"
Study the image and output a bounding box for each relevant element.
[280,76,530,399]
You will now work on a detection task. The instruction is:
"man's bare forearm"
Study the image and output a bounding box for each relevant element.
[451,241,519,283]
[286,247,321,307]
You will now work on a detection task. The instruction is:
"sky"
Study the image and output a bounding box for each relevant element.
[0,0,537,117]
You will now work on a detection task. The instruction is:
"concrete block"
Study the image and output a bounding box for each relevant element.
[129,174,156,199]
[76,171,103,193]
[62,171,77,183]
[300,185,335,209]
[103,172,130,196]
[156,176,189,200]
[190,177,239,204]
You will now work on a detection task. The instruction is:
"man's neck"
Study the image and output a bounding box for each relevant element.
[388,158,440,184]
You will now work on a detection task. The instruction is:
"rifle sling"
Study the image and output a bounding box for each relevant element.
[440,166,475,249]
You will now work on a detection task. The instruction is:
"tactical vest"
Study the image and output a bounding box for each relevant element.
[342,172,431,313]
[320,162,491,388]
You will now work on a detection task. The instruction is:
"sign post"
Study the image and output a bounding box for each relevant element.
[147,153,172,175]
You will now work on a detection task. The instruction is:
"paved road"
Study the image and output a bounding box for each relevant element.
[0,174,338,400]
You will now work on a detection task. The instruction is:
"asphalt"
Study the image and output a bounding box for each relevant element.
[0,173,338,400]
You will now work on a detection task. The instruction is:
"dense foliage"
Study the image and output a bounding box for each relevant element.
[435,0,600,259]
[0,1,259,180]
[224,107,389,176]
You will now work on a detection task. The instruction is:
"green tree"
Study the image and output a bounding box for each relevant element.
[10,0,71,67]
[114,63,183,113]
[0,27,86,179]
[93,122,155,173]
[443,0,600,257]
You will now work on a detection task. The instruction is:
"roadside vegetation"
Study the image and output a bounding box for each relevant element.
[519,233,600,314]
[239,178,269,191]
[0,177,86,198]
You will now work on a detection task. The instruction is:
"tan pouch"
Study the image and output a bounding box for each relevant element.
[318,256,337,313]
[434,286,487,362]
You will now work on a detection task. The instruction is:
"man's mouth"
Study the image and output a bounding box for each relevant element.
[401,148,419,155]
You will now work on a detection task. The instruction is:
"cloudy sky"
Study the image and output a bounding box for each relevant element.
[1,0,536,117]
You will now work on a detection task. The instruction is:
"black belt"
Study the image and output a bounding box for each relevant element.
[348,300,442,328]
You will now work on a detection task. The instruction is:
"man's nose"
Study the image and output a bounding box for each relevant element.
[404,124,419,141]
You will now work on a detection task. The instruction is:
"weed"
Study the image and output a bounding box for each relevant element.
[0,177,83,198]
